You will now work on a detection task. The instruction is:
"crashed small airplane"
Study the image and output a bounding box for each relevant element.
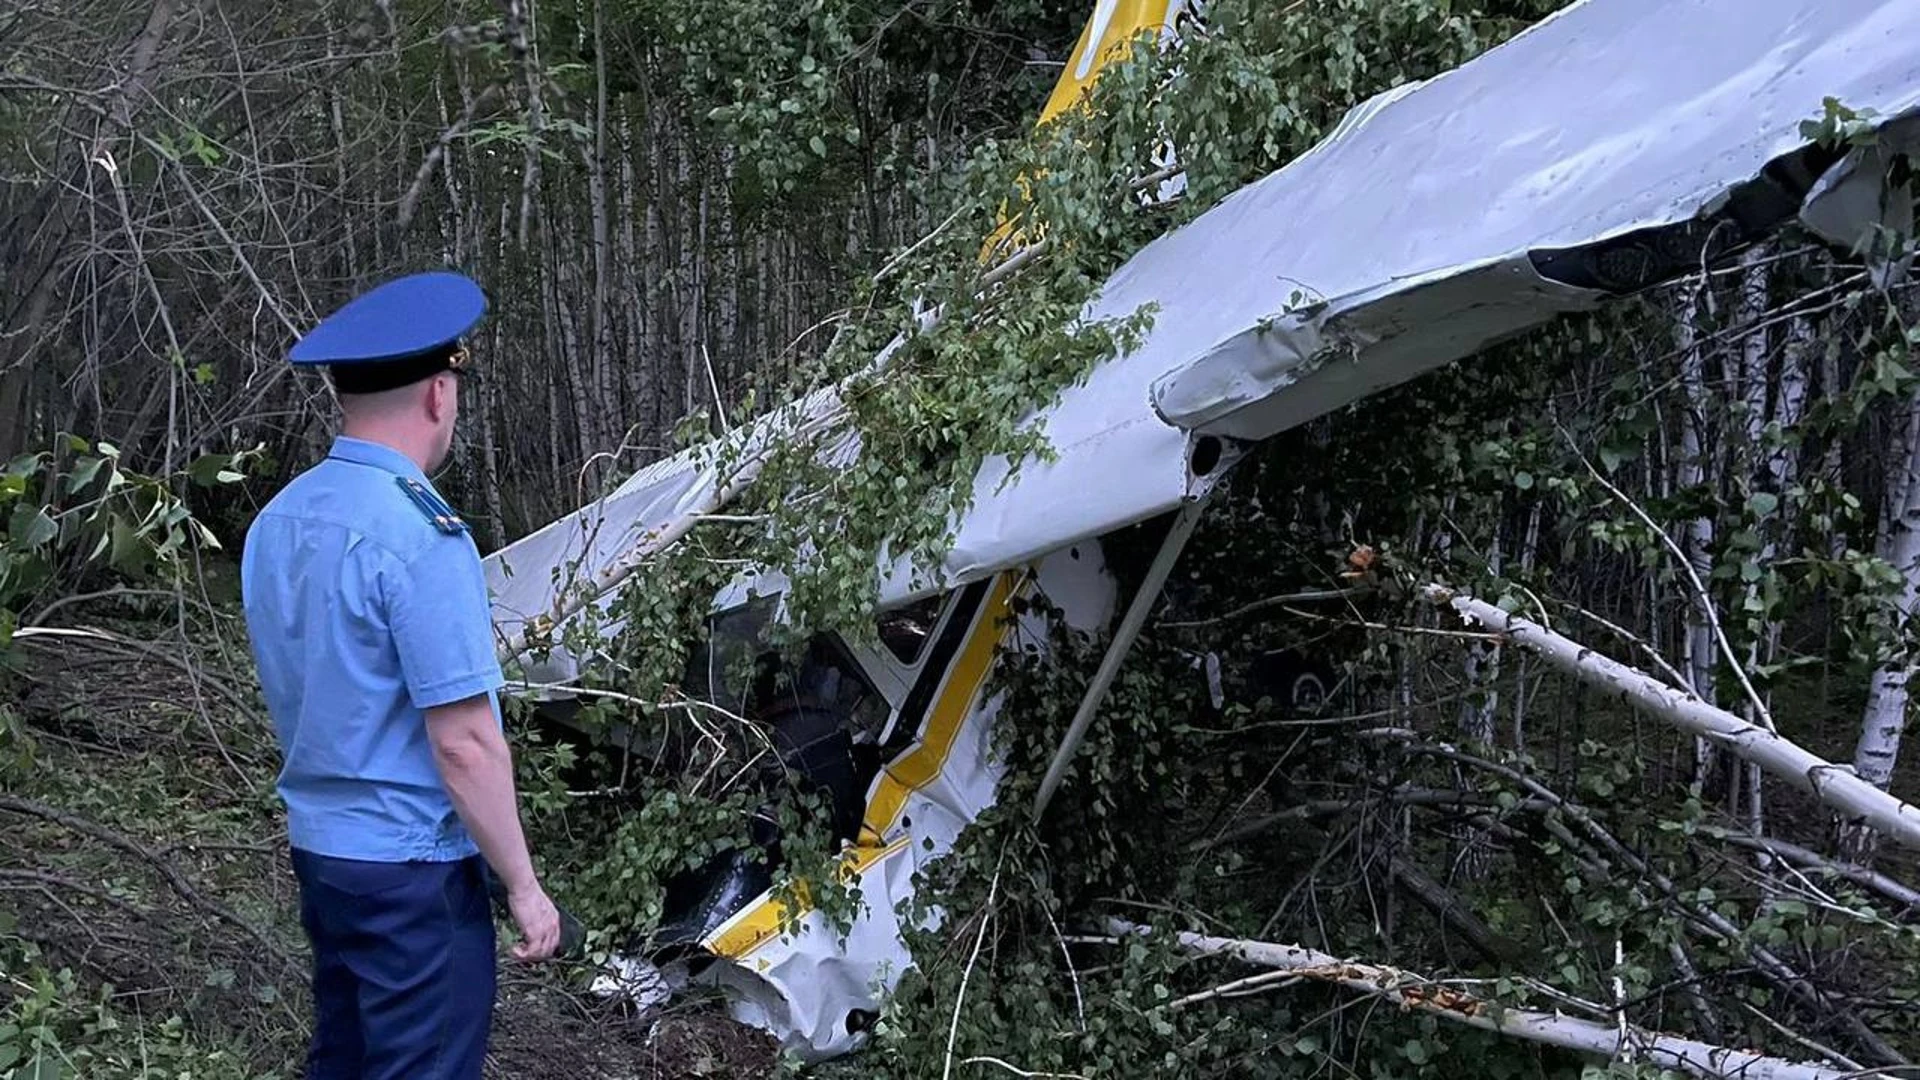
[483,0,1920,1062]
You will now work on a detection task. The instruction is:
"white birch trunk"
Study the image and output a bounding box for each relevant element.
[1736,250,1773,838]
[1401,507,1435,721]
[557,240,592,468]
[586,0,613,458]
[1107,918,1851,1080]
[1512,500,1542,752]
[644,102,670,439]
[538,223,567,485]
[1819,339,1850,560]
[617,100,643,433]
[679,144,704,421]
[512,0,545,246]
[1460,513,1502,747]
[1459,505,1503,878]
[1427,586,1920,851]
[1852,388,1920,799]
[1677,288,1720,789]
[325,19,357,272]
[481,315,509,542]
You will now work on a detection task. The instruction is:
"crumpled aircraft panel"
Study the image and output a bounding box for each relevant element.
[936,0,1920,589]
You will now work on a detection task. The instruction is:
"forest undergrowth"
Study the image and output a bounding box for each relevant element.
[0,575,785,1079]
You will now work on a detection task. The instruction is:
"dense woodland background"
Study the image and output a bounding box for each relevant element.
[5,0,1920,1078]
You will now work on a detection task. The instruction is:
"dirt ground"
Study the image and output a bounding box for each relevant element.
[486,981,781,1079]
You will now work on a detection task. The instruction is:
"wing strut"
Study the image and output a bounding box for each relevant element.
[1030,487,1214,822]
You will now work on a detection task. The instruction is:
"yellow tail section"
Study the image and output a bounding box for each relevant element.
[1042,0,1186,126]
[980,0,1192,264]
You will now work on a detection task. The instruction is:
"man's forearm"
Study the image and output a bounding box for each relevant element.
[433,726,538,892]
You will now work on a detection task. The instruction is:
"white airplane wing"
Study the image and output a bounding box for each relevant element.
[489,0,1920,677]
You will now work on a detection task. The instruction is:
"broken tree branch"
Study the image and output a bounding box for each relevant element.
[1708,831,1920,916]
[497,233,1056,669]
[1421,586,1920,852]
[1191,788,1531,963]
[1157,586,1373,630]
[1104,917,1852,1080]
[396,82,505,231]
[0,795,297,975]
[1565,430,1775,731]
[1368,731,1905,1064]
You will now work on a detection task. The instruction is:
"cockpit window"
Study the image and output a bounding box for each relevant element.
[678,595,890,845]
[876,594,944,666]
[684,594,779,716]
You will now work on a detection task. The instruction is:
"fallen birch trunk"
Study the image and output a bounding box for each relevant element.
[1105,918,1852,1080]
[1422,586,1920,853]
[1712,831,1920,915]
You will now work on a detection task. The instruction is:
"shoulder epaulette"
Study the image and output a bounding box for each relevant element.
[396,476,469,535]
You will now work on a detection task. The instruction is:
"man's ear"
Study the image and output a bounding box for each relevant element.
[425,374,452,422]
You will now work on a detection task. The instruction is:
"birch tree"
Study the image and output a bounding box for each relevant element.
[1851,383,1920,811]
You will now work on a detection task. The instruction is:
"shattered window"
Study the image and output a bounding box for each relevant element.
[749,636,888,745]
[746,634,888,844]
[682,595,893,843]
[876,594,944,666]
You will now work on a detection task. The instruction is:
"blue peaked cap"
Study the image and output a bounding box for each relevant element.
[290,271,487,391]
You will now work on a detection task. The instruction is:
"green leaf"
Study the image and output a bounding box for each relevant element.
[108,515,141,572]
[65,456,105,494]
[1404,1039,1431,1066]
[185,453,237,488]
[7,505,57,549]
[1747,491,1779,517]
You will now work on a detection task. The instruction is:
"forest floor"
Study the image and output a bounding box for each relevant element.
[0,593,783,1079]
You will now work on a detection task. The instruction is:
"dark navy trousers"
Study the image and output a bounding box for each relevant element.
[290,850,496,1080]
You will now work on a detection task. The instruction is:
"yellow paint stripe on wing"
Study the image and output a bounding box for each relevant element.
[981,0,1180,262]
[1040,0,1179,126]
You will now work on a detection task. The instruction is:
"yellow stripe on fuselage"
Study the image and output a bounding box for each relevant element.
[858,572,1019,845]
[703,572,1025,961]
[705,836,910,959]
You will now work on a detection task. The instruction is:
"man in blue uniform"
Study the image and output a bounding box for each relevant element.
[240,271,559,1079]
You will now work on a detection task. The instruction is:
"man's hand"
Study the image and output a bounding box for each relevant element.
[425,694,558,961]
[506,879,562,961]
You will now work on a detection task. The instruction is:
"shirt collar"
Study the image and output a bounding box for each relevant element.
[327,435,428,483]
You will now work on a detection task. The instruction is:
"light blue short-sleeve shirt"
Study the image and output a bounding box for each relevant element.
[240,435,503,862]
